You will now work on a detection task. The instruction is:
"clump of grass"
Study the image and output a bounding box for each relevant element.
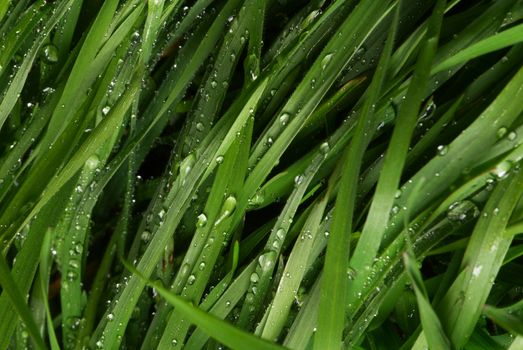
[1,0,523,349]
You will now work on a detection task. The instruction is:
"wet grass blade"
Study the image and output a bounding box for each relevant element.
[124,260,286,350]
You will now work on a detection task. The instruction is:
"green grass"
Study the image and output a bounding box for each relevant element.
[1,0,523,349]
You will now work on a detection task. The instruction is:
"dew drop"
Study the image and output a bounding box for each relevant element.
[195,122,205,132]
[258,251,276,271]
[141,231,151,241]
[497,127,508,139]
[180,154,196,178]
[222,196,237,215]
[321,53,334,70]
[187,274,196,285]
[437,145,448,156]
[279,112,290,125]
[196,213,208,228]
[42,44,59,64]
[248,191,265,208]
[276,228,285,241]
[447,200,480,223]
[420,99,436,121]
[391,205,400,215]
[250,272,259,283]
[215,155,224,164]
[319,142,330,155]
[493,160,512,179]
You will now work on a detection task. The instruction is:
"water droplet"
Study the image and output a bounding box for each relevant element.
[222,196,237,215]
[258,251,276,271]
[196,213,208,228]
[276,228,285,241]
[195,122,205,132]
[107,313,114,321]
[42,44,59,64]
[250,272,259,283]
[69,259,80,269]
[180,154,196,179]
[74,243,83,254]
[447,200,480,223]
[67,271,78,281]
[187,274,196,285]
[215,155,224,164]
[507,131,517,141]
[394,189,402,199]
[85,155,100,170]
[301,9,321,29]
[141,231,151,241]
[492,160,512,179]
[248,191,265,208]
[319,142,330,155]
[279,112,290,125]
[294,174,304,186]
[420,99,436,121]
[472,265,482,277]
[391,205,400,215]
[244,54,259,81]
[210,80,218,88]
[347,267,357,280]
[437,145,448,156]
[497,127,508,139]
[102,106,111,116]
[321,53,333,70]
[171,338,178,346]
[198,262,206,270]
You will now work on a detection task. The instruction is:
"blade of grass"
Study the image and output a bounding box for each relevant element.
[124,260,286,350]
[315,2,399,348]
[0,254,46,349]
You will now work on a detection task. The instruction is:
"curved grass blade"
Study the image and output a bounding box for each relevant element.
[124,260,286,350]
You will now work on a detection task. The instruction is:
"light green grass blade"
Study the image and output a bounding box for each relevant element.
[433,22,523,73]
